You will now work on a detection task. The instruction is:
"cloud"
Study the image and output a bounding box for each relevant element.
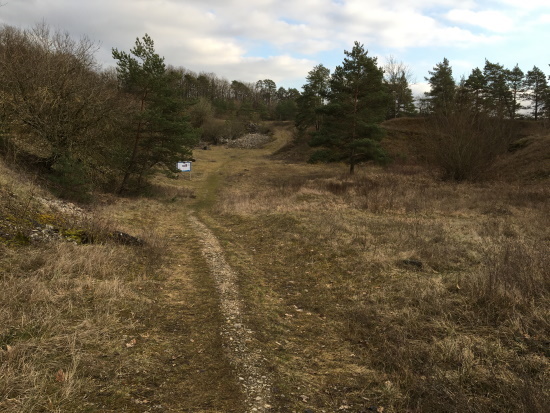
[445,9,514,33]
[535,14,550,24]
[498,0,550,11]
[1,0,548,89]
[410,82,431,99]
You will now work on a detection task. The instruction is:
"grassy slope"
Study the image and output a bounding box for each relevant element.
[1,120,549,412]
[199,121,550,412]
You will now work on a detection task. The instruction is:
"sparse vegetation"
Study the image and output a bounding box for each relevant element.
[424,109,518,180]
[213,162,549,412]
[1,21,549,412]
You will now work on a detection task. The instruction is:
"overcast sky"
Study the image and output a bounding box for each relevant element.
[1,0,549,96]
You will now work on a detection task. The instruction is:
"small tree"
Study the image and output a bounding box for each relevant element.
[523,66,548,121]
[309,42,390,174]
[112,34,197,192]
[383,56,416,118]
[424,58,456,114]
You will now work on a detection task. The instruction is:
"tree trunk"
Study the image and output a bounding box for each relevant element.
[117,93,147,194]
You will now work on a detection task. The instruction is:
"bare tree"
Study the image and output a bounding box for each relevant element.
[0,24,117,164]
[0,24,126,197]
[383,55,416,118]
[425,106,517,180]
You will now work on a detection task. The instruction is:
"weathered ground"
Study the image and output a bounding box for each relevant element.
[1,120,548,412]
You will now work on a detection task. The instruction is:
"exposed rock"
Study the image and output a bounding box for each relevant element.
[226,134,273,149]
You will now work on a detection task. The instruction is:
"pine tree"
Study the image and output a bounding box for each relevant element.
[483,60,512,119]
[309,42,389,174]
[523,66,548,120]
[112,34,197,192]
[295,64,330,131]
[383,56,416,118]
[424,58,455,114]
[464,67,486,112]
[507,64,524,119]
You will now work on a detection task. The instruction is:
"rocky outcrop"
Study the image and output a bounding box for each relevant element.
[225,133,273,149]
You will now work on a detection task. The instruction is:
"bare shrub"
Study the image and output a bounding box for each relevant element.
[425,110,517,180]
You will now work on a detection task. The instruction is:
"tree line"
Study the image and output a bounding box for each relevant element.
[1,23,549,198]
[423,58,550,120]
[0,25,298,198]
[294,49,550,178]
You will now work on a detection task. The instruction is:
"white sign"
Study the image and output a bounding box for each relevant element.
[177,161,192,172]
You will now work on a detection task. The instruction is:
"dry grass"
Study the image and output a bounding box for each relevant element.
[211,160,549,412]
[0,159,171,412]
[1,122,548,411]
[0,240,160,412]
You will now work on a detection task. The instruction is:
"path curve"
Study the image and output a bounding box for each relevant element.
[188,214,272,412]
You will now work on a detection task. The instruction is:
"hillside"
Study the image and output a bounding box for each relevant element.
[272,117,550,182]
[1,121,548,412]
[382,117,550,181]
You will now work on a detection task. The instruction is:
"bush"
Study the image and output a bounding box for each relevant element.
[425,110,517,180]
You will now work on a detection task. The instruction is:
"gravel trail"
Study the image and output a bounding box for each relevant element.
[188,214,272,412]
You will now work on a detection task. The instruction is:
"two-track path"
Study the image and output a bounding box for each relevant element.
[167,132,291,412]
[188,215,272,412]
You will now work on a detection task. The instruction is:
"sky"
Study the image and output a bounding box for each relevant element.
[1,0,549,97]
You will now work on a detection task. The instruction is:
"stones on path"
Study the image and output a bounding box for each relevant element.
[188,215,272,412]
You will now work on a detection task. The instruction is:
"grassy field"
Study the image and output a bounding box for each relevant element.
[1,121,548,412]
[208,145,549,412]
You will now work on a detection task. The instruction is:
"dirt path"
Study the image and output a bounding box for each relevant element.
[188,214,272,412]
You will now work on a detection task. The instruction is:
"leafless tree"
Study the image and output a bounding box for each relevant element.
[0,23,118,165]
[383,55,416,118]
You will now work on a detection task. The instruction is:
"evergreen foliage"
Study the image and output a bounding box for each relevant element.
[309,42,390,174]
[463,67,487,112]
[424,58,455,114]
[523,66,548,121]
[295,64,331,131]
[112,34,198,193]
[383,56,416,118]
[507,64,525,119]
[482,60,513,119]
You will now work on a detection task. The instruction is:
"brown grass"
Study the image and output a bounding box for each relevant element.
[0,241,155,412]
[0,159,171,412]
[211,159,549,412]
[1,121,548,412]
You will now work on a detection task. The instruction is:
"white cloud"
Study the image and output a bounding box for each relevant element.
[445,9,514,33]
[410,82,431,99]
[1,0,548,88]
[498,0,550,11]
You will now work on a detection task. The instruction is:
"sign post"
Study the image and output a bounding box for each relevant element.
[176,161,192,180]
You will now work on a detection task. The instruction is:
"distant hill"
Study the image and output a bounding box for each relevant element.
[272,117,549,183]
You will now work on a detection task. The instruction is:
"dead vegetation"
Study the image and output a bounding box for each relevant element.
[1,119,548,412]
[212,160,549,412]
[0,152,247,412]
[0,219,169,412]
